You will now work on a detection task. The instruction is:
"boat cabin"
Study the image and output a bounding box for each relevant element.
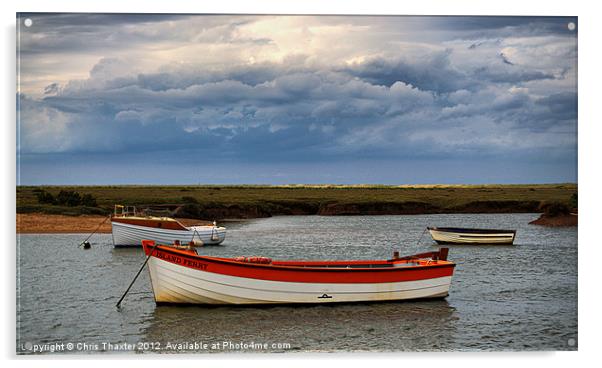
[111,205,189,230]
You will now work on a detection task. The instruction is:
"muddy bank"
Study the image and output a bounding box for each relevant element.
[529,214,578,227]
[16,213,211,234]
[16,213,111,234]
[527,202,577,227]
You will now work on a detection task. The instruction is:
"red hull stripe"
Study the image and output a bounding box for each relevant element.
[144,243,456,284]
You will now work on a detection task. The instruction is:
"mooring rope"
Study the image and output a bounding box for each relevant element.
[191,228,204,246]
[416,227,428,247]
[78,214,111,248]
[211,222,219,241]
[116,241,160,309]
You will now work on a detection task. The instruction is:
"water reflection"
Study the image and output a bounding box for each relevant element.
[142,299,457,352]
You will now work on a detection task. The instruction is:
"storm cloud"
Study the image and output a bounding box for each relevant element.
[17,14,577,184]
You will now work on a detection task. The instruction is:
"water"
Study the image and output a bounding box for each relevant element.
[16,214,577,353]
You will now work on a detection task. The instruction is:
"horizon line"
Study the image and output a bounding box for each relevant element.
[16,182,578,187]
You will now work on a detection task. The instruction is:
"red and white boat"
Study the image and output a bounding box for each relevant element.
[142,240,456,305]
[112,205,226,248]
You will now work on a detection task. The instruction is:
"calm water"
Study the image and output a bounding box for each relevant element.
[17,214,577,353]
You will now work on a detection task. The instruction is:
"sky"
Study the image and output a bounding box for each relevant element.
[16,14,578,185]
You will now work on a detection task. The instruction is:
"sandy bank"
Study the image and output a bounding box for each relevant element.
[16,213,211,234]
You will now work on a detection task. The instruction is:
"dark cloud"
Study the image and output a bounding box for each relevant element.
[535,92,578,122]
[343,50,558,94]
[43,83,59,95]
[17,14,578,183]
[18,13,189,27]
[17,13,259,57]
[429,16,578,38]
[22,48,573,162]
[341,51,471,93]
[499,53,514,65]
[17,14,190,56]
[473,66,555,84]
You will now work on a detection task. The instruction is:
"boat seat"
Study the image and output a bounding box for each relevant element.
[234,256,273,264]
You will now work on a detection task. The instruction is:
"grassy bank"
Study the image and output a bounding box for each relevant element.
[16,184,577,219]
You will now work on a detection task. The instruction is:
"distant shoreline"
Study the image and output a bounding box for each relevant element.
[17,210,576,234]
[16,184,577,233]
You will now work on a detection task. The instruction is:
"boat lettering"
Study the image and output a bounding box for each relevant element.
[156,251,182,265]
[182,258,208,270]
[155,251,208,270]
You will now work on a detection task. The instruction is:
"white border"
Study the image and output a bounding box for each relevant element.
[4,0,600,367]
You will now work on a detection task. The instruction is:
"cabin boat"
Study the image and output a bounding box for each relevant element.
[427,227,516,245]
[142,240,456,305]
[111,205,226,248]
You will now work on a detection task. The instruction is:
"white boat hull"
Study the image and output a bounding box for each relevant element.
[112,221,226,247]
[146,256,453,305]
[428,229,515,245]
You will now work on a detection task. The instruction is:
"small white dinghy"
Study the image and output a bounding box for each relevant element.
[111,205,226,248]
[427,227,516,245]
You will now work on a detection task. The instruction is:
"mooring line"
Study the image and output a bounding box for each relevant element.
[416,227,428,247]
[78,214,111,248]
[116,241,160,309]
